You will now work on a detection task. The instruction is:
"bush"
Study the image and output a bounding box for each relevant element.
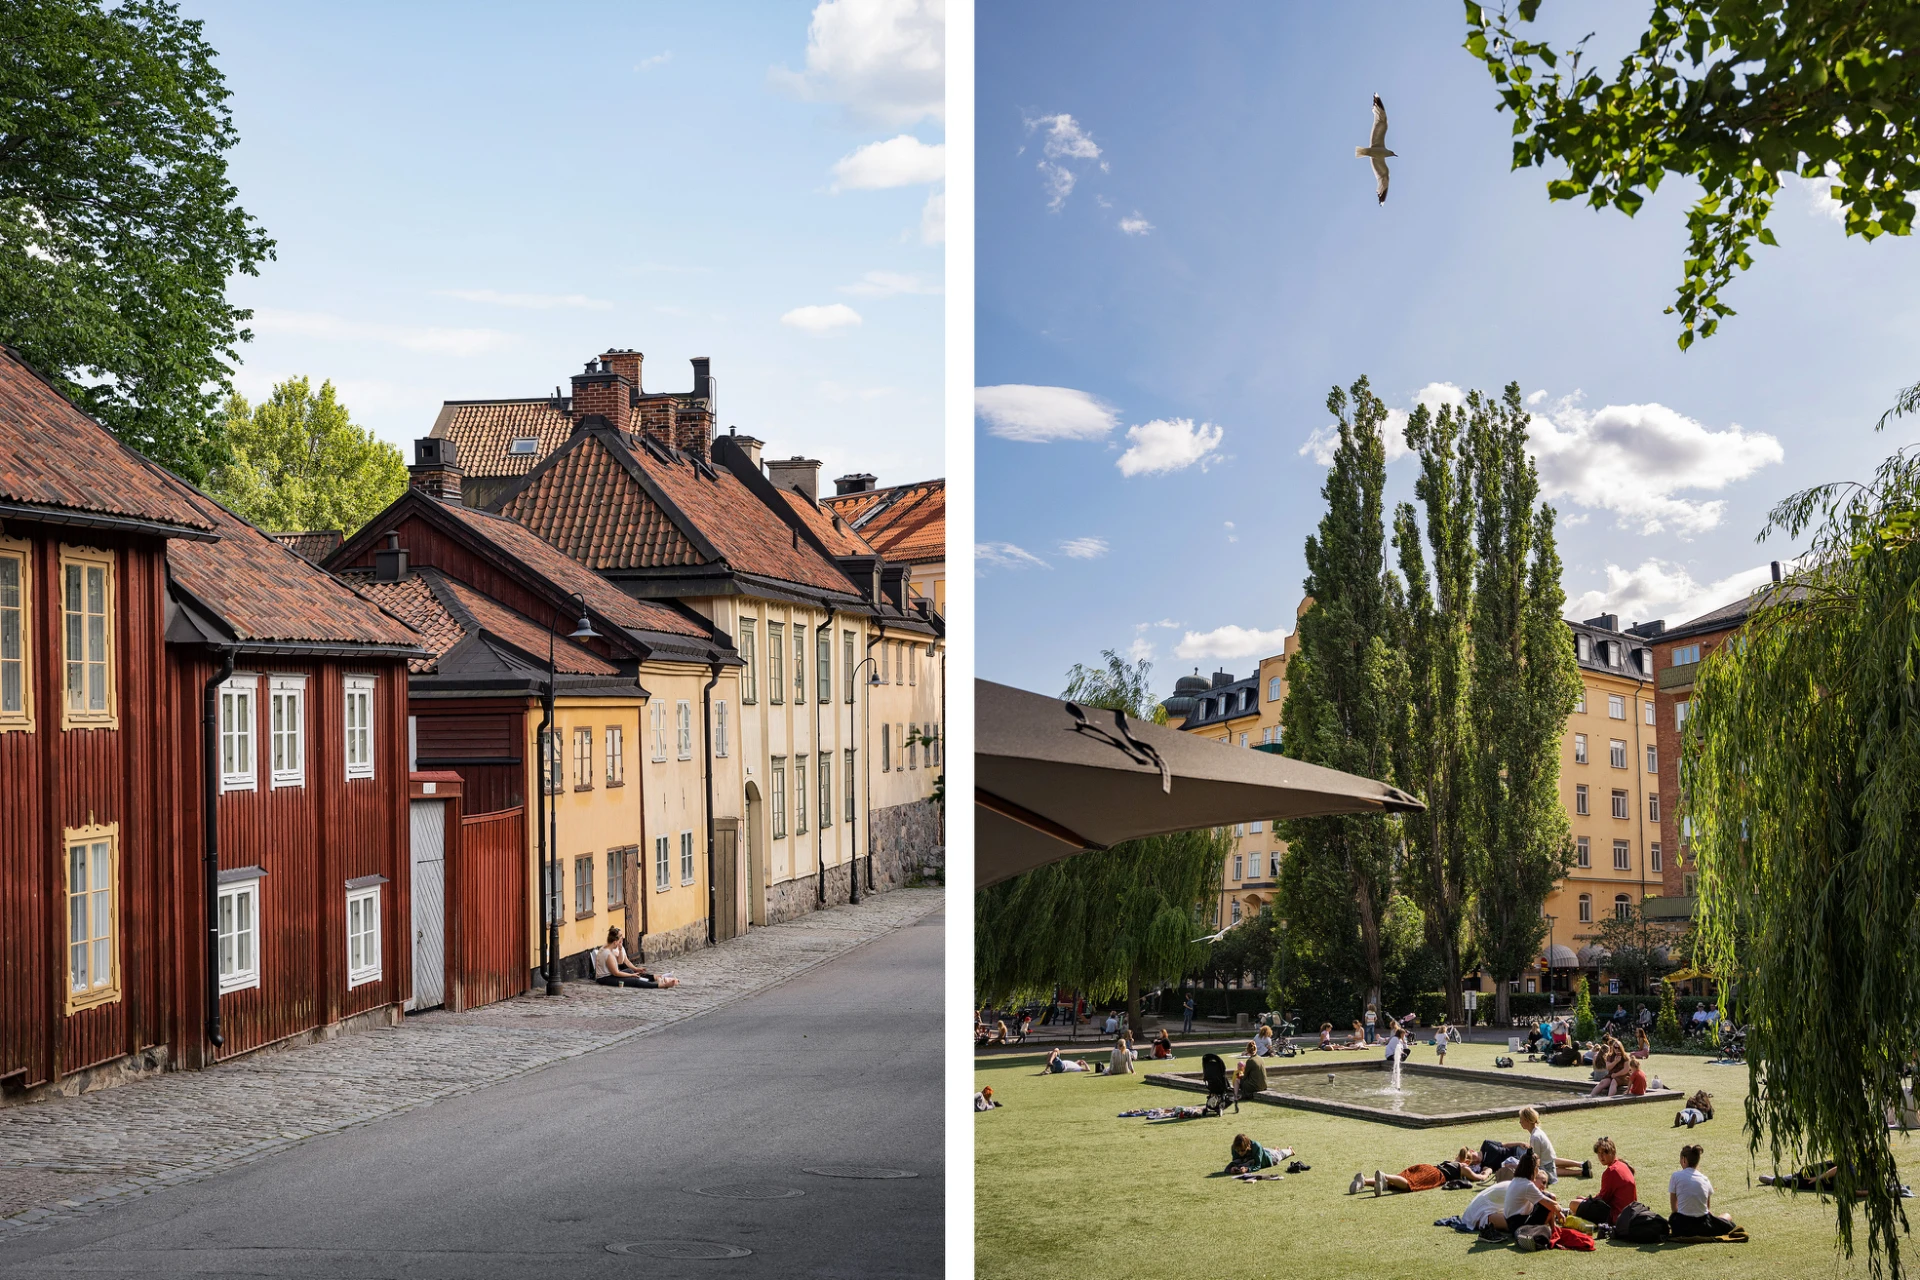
[1656,979,1682,1047]
[1573,976,1597,1042]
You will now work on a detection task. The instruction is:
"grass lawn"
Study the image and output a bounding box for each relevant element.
[976,1037,1903,1279]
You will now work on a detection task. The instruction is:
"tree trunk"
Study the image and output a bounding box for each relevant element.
[1494,977,1511,1026]
[1356,877,1385,1015]
[1127,965,1143,1041]
[1441,936,1464,1024]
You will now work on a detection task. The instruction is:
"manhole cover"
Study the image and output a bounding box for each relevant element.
[803,1166,918,1179]
[607,1240,752,1259]
[685,1183,806,1200]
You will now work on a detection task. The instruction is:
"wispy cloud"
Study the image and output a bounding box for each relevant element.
[975,384,1118,442]
[1224,521,1238,544]
[1025,112,1101,211]
[781,303,864,334]
[1174,623,1292,662]
[251,308,513,357]
[841,270,941,297]
[976,541,1051,573]
[1565,559,1786,629]
[435,288,613,311]
[1118,212,1154,235]
[636,51,672,71]
[1117,418,1225,476]
[1058,536,1109,559]
[832,135,945,190]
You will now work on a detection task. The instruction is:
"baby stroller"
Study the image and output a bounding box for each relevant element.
[1201,1053,1238,1116]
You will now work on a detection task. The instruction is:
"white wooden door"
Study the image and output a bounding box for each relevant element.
[409,800,446,1011]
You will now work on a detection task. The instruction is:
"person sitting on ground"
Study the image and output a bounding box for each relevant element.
[1235,1051,1269,1096]
[1503,1151,1565,1229]
[1633,1026,1652,1059]
[1639,1004,1655,1030]
[1319,1022,1336,1051]
[1347,1020,1368,1049]
[1110,1034,1136,1076]
[1519,1106,1590,1183]
[1675,1089,1714,1128]
[1227,1133,1295,1174]
[1462,1176,1515,1232]
[1103,1011,1120,1036]
[1669,1142,1738,1236]
[974,1086,1001,1111]
[1568,1137,1636,1225]
[1151,1028,1174,1059]
[1037,1048,1098,1075]
[1253,1025,1274,1057]
[1357,1147,1496,1196]
[986,1020,1011,1046]
[593,928,677,987]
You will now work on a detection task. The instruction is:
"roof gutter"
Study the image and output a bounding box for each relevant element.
[0,499,219,542]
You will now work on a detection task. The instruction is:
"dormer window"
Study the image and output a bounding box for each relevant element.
[508,437,539,456]
[1576,634,1591,662]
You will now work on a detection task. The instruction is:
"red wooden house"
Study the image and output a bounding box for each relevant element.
[0,349,423,1098]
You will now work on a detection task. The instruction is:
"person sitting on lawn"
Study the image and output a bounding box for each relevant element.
[974,1086,1001,1111]
[1347,1020,1368,1049]
[1669,1142,1738,1236]
[1253,1025,1274,1057]
[593,928,677,987]
[1503,1151,1565,1229]
[1633,1026,1652,1059]
[1319,1022,1336,1051]
[1037,1048,1097,1075]
[1519,1106,1590,1183]
[1355,1147,1495,1196]
[1569,1137,1636,1225]
[1588,1042,1630,1096]
[1235,1052,1269,1096]
[1227,1133,1294,1174]
[1109,1035,1136,1075]
[1151,1028,1173,1059]
[1462,1177,1515,1232]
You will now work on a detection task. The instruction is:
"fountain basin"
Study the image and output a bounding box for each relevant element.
[1145,1059,1677,1129]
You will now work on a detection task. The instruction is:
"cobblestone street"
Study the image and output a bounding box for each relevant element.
[0,887,941,1237]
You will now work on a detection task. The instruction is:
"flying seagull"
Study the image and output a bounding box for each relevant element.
[1355,94,1394,204]
[1192,926,1234,945]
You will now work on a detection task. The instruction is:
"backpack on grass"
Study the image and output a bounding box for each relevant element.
[1613,1201,1670,1243]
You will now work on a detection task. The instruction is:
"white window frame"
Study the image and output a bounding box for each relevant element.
[844,747,856,823]
[714,700,729,758]
[1651,842,1663,873]
[771,758,787,839]
[220,673,258,792]
[1575,835,1590,868]
[794,756,809,835]
[1574,783,1589,815]
[817,628,832,703]
[680,830,695,886]
[1230,899,1242,924]
[1233,853,1243,881]
[346,885,381,987]
[675,700,693,760]
[651,702,668,762]
[508,435,539,455]
[575,853,595,917]
[1578,894,1592,924]
[606,724,625,786]
[269,674,305,788]
[739,618,758,704]
[1574,690,1586,714]
[1573,732,1587,765]
[1649,792,1661,823]
[654,834,671,892]
[0,537,31,731]
[1611,789,1630,820]
[1268,676,1281,702]
[1613,840,1631,871]
[218,876,262,994]
[819,752,833,829]
[1614,894,1633,921]
[1607,693,1626,720]
[1644,699,1656,725]
[881,723,890,772]
[767,622,785,705]
[1609,738,1627,769]
[343,675,376,780]
[1645,743,1658,773]
[1676,701,1690,732]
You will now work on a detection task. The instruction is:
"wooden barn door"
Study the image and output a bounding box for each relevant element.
[712,819,741,942]
[408,800,446,1011]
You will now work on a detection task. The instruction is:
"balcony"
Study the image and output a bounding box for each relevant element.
[1656,661,1698,692]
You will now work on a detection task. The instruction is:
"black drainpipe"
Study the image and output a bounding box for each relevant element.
[702,652,721,946]
[536,684,552,988]
[815,602,836,905]
[202,648,235,1050]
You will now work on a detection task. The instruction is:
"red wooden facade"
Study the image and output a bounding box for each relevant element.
[452,804,530,1010]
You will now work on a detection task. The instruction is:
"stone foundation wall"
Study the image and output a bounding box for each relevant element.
[868,798,944,890]
[765,872,821,924]
[641,917,709,962]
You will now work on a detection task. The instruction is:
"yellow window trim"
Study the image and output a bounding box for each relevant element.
[0,535,32,733]
[63,821,121,1015]
[57,544,118,732]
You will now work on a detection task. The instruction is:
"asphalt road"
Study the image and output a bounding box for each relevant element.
[0,908,944,1280]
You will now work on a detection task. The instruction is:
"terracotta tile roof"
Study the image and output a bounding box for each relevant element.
[436,500,710,639]
[343,575,458,672]
[430,399,572,478]
[0,347,215,532]
[822,479,943,564]
[435,576,622,676]
[271,530,344,562]
[500,430,858,596]
[775,487,875,558]
[349,571,618,676]
[167,494,423,648]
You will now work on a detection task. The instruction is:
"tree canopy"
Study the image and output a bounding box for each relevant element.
[205,378,406,537]
[1465,1,1920,348]
[0,0,273,480]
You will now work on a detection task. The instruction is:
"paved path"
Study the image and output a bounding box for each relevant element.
[0,888,942,1240]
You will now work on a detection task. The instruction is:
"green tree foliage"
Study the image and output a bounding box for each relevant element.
[1465,385,1583,1025]
[1572,974,1596,1042]
[0,0,274,480]
[1655,978,1682,1048]
[1464,1,1920,349]
[206,379,406,537]
[1280,376,1405,1013]
[1391,398,1478,1022]
[1062,649,1162,723]
[1591,905,1683,996]
[1687,421,1920,1275]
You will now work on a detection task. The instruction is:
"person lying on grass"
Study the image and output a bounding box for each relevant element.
[1519,1106,1590,1183]
[1351,1147,1496,1196]
[1669,1142,1739,1237]
[1226,1133,1295,1174]
[1674,1089,1714,1128]
[1037,1048,1100,1075]
[974,1087,1001,1111]
[1567,1136,1636,1225]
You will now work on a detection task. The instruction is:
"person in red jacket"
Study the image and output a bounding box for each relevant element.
[1569,1136,1637,1225]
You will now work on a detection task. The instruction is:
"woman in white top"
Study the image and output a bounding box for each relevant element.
[1462,1178,1512,1231]
[1518,1106,1589,1184]
[1253,1026,1274,1057]
[593,927,678,988]
[1668,1142,1737,1236]
[1501,1151,1561,1228]
[1109,1035,1136,1075]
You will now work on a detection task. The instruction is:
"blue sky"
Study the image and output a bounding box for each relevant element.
[975,2,1920,698]
[191,0,943,486]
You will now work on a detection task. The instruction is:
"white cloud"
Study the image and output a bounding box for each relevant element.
[1794,161,1847,224]
[1565,559,1783,629]
[831,135,945,189]
[1174,624,1293,662]
[975,384,1118,442]
[1118,212,1154,235]
[1527,393,1784,535]
[976,541,1050,572]
[920,188,945,244]
[636,51,672,71]
[1224,521,1238,544]
[1026,113,1101,210]
[770,0,944,128]
[841,270,940,297]
[1127,635,1156,663]
[781,303,864,334]
[1058,536,1109,559]
[250,308,513,357]
[1038,163,1077,211]
[1117,418,1225,476]
[435,288,612,311]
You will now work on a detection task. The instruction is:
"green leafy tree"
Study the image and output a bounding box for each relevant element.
[1280,376,1405,1015]
[1062,649,1165,725]
[1687,408,1920,1274]
[206,379,406,536]
[1464,1,1920,349]
[1655,978,1682,1048]
[1572,974,1596,1042]
[1391,398,1478,1022]
[1591,905,1682,996]
[0,0,274,480]
[1466,385,1583,1025]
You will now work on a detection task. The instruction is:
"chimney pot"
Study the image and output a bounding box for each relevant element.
[408,437,464,503]
[833,472,878,496]
[373,535,409,582]
[1771,560,1783,582]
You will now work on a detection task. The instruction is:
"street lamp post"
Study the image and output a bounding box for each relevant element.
[849,655,884,901]
[541,592,600,998]
[1545,913,1558,1013]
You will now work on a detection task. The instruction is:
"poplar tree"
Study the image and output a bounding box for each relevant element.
[1465,384,1582,1024]
[1279,375,1403,1013]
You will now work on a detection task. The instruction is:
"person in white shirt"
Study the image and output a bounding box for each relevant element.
[1501,1152,1562,1229]
[1382,1027,1405,1064]
[1364,1005,1378,1044]
[1518,1106,1589,1184]
[1109,1035,1136,1075]
[1668,1142,1737,1236]
[974,1087,1000,1111]
[1254,1026,1274,1057]
[1433,1023,1450,1066]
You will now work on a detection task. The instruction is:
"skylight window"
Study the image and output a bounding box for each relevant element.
[508,437,539,455]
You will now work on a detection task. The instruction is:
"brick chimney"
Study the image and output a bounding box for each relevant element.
[570,356,633,432]
[599,349,643,390]
[766,456,822,501]
[834,472,877,496]
[409,437,463,503]
[674,357,715,460]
